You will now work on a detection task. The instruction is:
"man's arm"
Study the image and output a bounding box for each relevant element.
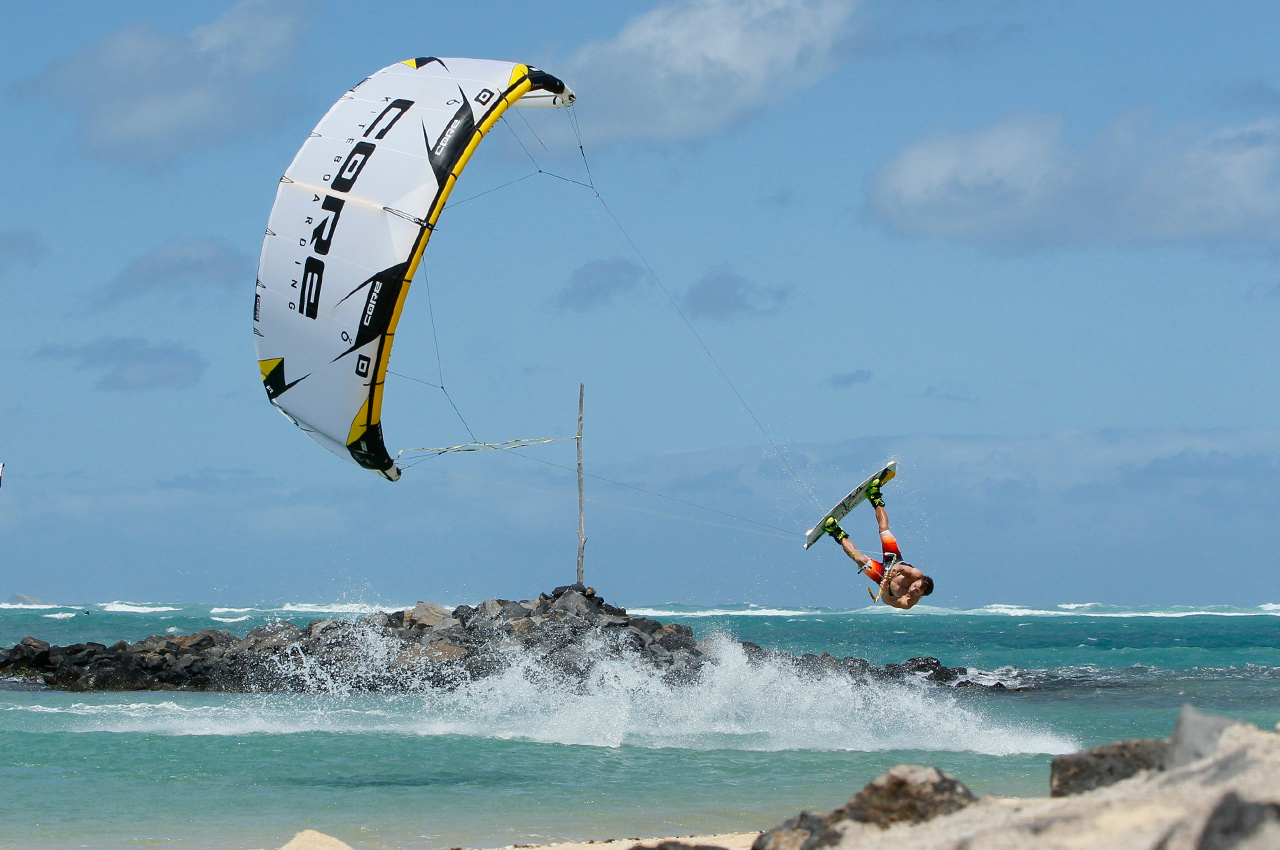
[882,593,919,610]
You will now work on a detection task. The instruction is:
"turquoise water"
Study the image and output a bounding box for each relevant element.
[2,600,1278,850]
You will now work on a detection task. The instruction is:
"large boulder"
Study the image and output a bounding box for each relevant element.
[751,811,829,850]
[407,601,452,629]
[1197,791,1280,850]
[829,765,977,829]
[1050,738,1168,797]
[752,767,976,850]
[1165,703,1248,769]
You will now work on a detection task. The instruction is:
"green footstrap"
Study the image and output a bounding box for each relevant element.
[823,516,848,542]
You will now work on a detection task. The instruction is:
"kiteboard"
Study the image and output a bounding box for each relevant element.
[803,461,897,549]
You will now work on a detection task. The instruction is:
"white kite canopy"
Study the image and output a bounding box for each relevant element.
[253,58,575,480]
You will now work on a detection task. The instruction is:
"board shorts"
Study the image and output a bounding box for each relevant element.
[862,529,902,585]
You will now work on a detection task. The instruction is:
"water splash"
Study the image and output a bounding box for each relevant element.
[0,634,1076,756]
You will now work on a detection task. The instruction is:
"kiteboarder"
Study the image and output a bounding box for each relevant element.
[823,478,933,609]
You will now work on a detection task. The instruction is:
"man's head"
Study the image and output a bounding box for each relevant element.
[899,565,933,598]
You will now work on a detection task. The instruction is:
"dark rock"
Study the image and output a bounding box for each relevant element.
[499,601,528,620]
[1166,703,1249,770]
[830,764,977,829]
[878,663,906,679]
[841,657,870,676]
[14,636,51,666]
[903,656,943,674]
[752,812,830,850]
[1050,738,1168,797]
[629,617,663,635]
[656,624,696,652]
[550,590,592,617]
[1197,791,1280,850]
[407,601,452,628]
[245,621,302,649]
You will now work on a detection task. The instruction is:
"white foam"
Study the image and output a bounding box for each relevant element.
[211,616,250,623]
[0,603,67,610]
[209,607,255,615]
[963,604,1280,619]
[277,602,409,615]
[0,635,1077,756]
[629,607,822,618]
[97,602,181,613]
[42,612,77,620]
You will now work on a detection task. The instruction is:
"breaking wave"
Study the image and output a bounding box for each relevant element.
[0,634,1075,756]
[97,602,182,613]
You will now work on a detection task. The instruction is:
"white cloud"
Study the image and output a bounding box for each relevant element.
[570,0,860,144]
[683,265,789,320]
[866,111,1280,249]
[37,337,206,390]
[826,370,872,388]
[18,0,311,165]
[95,236,251,307]
[555,257,646,311]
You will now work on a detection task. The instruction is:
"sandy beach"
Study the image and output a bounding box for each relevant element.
[278,832,761,850]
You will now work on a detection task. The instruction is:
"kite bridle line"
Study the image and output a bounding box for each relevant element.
[397,436,577,458]
[386,106,820,539]
[560,106,823,513]
[400,460,795,542]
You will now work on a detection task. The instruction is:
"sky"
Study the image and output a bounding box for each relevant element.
[2,0,1279,609]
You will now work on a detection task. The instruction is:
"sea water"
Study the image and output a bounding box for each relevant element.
[1,600,1277,850]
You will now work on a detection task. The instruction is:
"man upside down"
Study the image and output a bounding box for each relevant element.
[823,477,934,609]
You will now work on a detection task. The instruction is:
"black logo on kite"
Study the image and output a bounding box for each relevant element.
[355,354,371,378]
[475,89,495,106]
[310,196,345,255]
[331,262,409,361]
[299,257,324,319]
[363,99,413,140]
[332,142,375,193]
[262,359,308,400]
[427,95,476,186]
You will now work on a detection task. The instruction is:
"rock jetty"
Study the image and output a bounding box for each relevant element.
[0,584,978,692]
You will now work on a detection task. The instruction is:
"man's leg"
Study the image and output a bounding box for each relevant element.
[870,492,902,568]
[823,517,873,572]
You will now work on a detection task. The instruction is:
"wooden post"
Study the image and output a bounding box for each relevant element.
[576,383,587,585]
